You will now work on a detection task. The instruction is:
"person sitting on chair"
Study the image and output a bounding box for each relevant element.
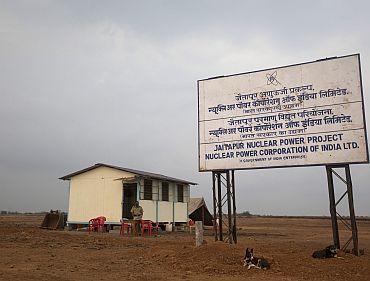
[130,201,143,234]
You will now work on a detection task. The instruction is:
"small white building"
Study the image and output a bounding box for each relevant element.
[59,163,197,228]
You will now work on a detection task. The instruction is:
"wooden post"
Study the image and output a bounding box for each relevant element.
[195,221,204,247]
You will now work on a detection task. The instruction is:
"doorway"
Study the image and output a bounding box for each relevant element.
[122,183,137,219]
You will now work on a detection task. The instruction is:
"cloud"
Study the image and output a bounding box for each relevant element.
[0,1,369,215]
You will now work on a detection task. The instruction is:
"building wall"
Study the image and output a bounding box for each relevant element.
[140,200,156,221]
[67,166,191,225]
[157,201,173,222]
[174,202,188,222]
[140,183,190,223]
[140,201,188,223]
[68,166,134,224]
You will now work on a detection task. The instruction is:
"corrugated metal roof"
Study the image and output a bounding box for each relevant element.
[59,163,197,185]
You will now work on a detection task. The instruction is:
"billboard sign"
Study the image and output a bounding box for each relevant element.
[198,54,368,172]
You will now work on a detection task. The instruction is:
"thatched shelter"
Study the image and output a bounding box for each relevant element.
[188,197,213,226]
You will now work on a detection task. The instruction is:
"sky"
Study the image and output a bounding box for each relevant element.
[0,0,369,216]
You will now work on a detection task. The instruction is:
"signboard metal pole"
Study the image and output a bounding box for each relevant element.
[212,171,218,241]
[211,171,237,243]
[217,172,223,241]
[326,164,360,256]
[226,171,233,244]
[231,170,237,243]
[326,165,340,249]
[345,165,360,256]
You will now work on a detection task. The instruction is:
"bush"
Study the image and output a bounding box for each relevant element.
[239,211,252,216]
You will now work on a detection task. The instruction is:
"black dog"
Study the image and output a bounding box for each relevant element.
[243,248,270,269]
[312,245,338,259]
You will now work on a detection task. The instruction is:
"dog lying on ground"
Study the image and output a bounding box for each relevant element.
[243,248,270,270]
[312,245,339,259]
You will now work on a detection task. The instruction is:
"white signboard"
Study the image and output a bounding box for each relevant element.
[198,54,368,172]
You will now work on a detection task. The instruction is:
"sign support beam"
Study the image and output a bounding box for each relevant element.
[326,165,340,249]
[326,165,360,256]
[345,165,360,256]
[231,170,237,243]
[212,172,218,241]
[217,172,223,241]
[212,170,237,244]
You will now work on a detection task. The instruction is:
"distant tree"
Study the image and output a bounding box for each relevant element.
[1,210,7,215]
[239,210,252,216]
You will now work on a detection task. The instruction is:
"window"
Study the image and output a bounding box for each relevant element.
[177,184,184,202]
[162,182,169,201]
[144,179,152,200]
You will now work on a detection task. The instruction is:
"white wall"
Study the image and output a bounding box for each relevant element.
[139,199,156,221]
[174,202,188,222]
[68,166,135,223]
[140,183,190,223]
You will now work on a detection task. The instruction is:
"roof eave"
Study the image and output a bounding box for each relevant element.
[59,163,197,185]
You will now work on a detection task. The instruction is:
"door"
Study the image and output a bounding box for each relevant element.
[122,183,137,219]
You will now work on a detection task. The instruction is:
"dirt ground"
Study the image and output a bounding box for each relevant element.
[1,215,370,281]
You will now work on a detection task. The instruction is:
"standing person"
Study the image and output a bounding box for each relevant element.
[130,201,143,235]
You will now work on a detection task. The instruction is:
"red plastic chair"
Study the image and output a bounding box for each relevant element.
[152,222,160,235]
[96,216,106,232]
[88,218,98,233]
[88,216,106,233]
[141,220,153,236]
[120,221,132,236]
